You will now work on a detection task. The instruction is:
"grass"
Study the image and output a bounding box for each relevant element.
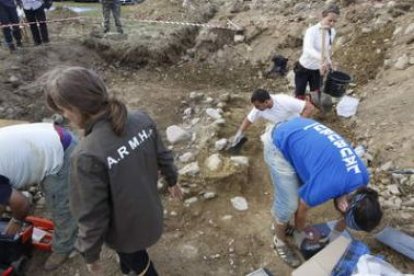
[53,1,140,18]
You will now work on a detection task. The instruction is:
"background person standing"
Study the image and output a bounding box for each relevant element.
[101,0,123,34]
[0,0,22,51]
[294,4,340,105]
[18,0,50,45]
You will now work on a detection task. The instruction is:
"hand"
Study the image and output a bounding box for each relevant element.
[303,226,321,242]
[86,261,104,276]
[320,62,330,76]
[168,184,183,200]
[4,219,23,236]
[230,130,243,146]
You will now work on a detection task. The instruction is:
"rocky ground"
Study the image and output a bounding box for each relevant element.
[1,0,413,275]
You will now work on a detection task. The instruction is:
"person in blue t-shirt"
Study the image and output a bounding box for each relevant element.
[263,117,382,268]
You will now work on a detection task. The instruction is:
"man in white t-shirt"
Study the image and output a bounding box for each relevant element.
[0,123,78,270]
[231,89,314,145]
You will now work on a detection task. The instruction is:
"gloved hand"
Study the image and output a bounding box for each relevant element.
[229,130,243,147]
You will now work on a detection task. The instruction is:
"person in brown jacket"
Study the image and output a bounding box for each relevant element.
[41,66,183,276]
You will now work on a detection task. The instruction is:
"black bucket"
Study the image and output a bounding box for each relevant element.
[323,71,352,98]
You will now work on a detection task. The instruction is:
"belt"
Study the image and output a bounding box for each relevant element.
[54,125,72,151]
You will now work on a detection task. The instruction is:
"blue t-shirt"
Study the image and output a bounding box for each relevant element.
[273,118,369,207]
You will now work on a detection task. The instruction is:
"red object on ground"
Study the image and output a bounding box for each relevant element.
[25,216,54,252]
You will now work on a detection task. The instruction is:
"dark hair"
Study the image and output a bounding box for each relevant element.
[41,66,127,136]
[351,187,382,232]
[251,89,271,103]
[322,3,340,17]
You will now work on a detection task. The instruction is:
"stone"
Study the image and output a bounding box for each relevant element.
[230,196,248,211]
[234,34,245,43]
[184,196,198,206]
[213,118,226,126]
[36,197,46,208]
[166,125,191,144]
[21,191,33,204]
[215,138,228,151]
[387,184,401,196]
[179,152,195,163]
[205,97,214,104]
[189,91,204,101]
[8,75,19,84]
[217,102,226,109]
[394,55,409,70]
[206,108,222,120]
[183,107,192,116]
[203,192,217,199]
[402,198,414,207]
[221,215,232,220]
[404,23,414,35]
[205,153,222,171]
[191,118,200,125]
[379,161,393,171]
[230,156,249,166]
[179,162,200,176]
[393,26,402,36]
[218,93,230,102]
[409,57,414,65]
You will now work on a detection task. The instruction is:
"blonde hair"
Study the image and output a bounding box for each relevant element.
[42,66,127,136]
[322,3,340,17]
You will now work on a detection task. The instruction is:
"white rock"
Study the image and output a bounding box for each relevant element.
[179,162,200,176]
[205,97,214,104]
[217,102,226,109]
[184,196,198,206]
[206,108,222,120]
[37,197,46,207]
[221,215,232,220]
[8,75,19,83]
[214,118,226,126]
[404,23,414,35]
[394,55,409,70]
[166,125,191,144]
[393,197,402,209]
[189,91,204,101]
[205,153,222,171]
[409,57,414,65]
[21,191,33,204]
[230,156,249,166]
[179,152,195,163]
[170,211,178,216]
[219,93,230,102]
[157,180,165,190]
[234,34,245,43]
[183,107,192,116]
[393,26,402,37]
[231,196,248,211]
[387,184,401,196]
[191,118,200,125]
[203,192,217,199]
[215,138,228,151]
[286,70,295,88]
[379,161,393,171]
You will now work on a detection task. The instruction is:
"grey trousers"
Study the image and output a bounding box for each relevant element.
[102,0,123,33]
[41,137,78,254]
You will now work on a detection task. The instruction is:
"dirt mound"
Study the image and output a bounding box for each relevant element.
[0,44,104,121]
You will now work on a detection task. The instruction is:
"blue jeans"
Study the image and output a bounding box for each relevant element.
[41,135,78,254]
[263,127,301,224]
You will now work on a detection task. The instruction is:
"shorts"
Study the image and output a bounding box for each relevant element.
[294,62,322,96]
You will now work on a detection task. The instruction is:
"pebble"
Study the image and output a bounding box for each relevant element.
[230,196,248,211]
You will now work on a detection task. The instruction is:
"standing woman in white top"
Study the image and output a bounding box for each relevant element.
[294,4,340,102]
[17,0,50,45]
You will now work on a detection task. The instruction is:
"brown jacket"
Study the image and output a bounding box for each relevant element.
[70,111,177,263]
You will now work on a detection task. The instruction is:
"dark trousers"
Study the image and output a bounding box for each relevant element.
[102,0,123,33]
[294,62,321,97]
[117,250,158,275]
[0,2,22,47]
[24,7,49,45]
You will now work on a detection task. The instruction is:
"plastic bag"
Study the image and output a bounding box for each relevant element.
[336,96,359,118]
[352,254,402,276]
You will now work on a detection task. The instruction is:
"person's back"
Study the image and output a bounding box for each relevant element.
[0,123,64,189]
[273,117,369,207]
[70,111,166,252]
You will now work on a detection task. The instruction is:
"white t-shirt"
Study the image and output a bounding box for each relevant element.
[0,123,64,189]
[247,94,305,124]
[299,22,336,70]
[21,0,43,10]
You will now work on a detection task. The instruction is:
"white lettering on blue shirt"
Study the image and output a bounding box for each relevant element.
[107,128,153,169]
[304,123,361,174]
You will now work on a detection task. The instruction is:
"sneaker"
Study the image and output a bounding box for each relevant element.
[273,236,302,268]
[44,252,69,271]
